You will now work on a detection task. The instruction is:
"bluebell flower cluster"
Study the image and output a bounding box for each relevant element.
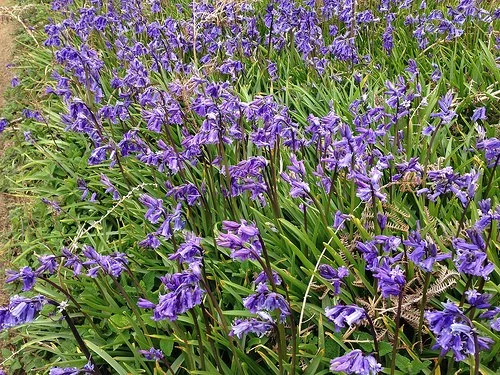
[426,301,494,361]
[0,295,46,331]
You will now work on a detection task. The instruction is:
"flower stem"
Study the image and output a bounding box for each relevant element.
[417,271,431,353]
[390,291,404,375]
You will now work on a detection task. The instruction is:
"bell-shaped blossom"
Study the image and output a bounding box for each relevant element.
[330,350,382,375]
[325,304,366,331]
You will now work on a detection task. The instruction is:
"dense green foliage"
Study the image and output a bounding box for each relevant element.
[0,0,499,374]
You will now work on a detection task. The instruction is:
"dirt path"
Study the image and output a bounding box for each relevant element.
[0,0,16,306]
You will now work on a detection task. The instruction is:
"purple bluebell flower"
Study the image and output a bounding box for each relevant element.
[405,59,419,80]
[382,19,394,55]
[168,233,202,264]
[243,283,290,321]
[139,194,164,224]
[254,270,282,286]
[330,350,382,374]
[376,213,387,231]
[82,246,128,278]
[267,61,278,81]
[471,107,487,122]
[0,119,8,133]
[41,198,62,213]
[36,255,58,275]
[165,182,202,206]
[373,263,405,298]
[417,166,477,204]
[318,265,349,295]
[216,220,262,261]
[77,179,96,202]
[61,248,83,276]
[139,262,204,321]
[230,317,274,338]
[351,168,387,203]
[476,138,500,167]
[491,318,500,331]
[333,211,350,230]
[430,91,456,125]
[49,368,80,375]
[139,233,161,249]
[0,295,46,330]
[392,157,423,181]
[6,266,36,291]
[139,347,164,361]
[431,64,442,81]
[325,304,366,331]
[228,157,268,201]
[281,154,310,198]
[404,229,451,272]
[100,174,120,200]
[452,229,494,279]
[157,203,185,239]
[465,290,491,310]
[11,76,20,87]
[474,200,500,232]
[426,302,493,361]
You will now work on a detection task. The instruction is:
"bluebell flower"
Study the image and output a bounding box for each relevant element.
[100,174,120,200]
[471,107,487,122]
[41,198,62,213]
[49,368,80,375]
[318,264,349,295]
[168,233,202,264]
[157,203,185,239]
[11,76,19,87]
[404,229,451,272]
[0,119,8,133]
[61,248,83,276]
[373,263,405,298]
[6,266,36,291]
[82,246,128,278]
[426,302,493,361]
[431,63,442,81]
[351,168,387,203]
[430,91,456,125]
[139,194,165,224]
[230,317,274,338]
[281,154,310,198]
[465,290,491,310]
[139,262,204,321]
[477,137,500,167]
[0,295,46,330]
[325,304,366,331]
[217,220,262,261]
[333,210,351,230]
[330,350,382,374]
[36,255,59,275]
[254,270,282,286]
[243,283,290,321]
[452,229,494,279]
[139,233,161,249]
[139,347,164,361]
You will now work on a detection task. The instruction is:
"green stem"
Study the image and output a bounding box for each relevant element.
[190,310,206,371]
[390,291,404,375]
[417,272,432,353]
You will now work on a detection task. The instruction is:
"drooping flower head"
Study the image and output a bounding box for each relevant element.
[0,295,46,331]
[426,302,494,362]
[216,220,262,261]
[325,304,366,332]
[319,264,349,295]
[330,350,382,374]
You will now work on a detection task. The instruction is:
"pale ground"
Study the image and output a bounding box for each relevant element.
[0,0,16,306]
